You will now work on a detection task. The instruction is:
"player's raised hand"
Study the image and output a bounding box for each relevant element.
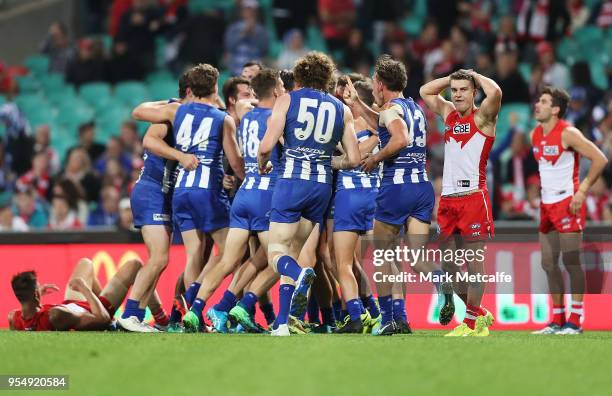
[236,98,259,121]
[179,153,199,171]
[570,190,586,215]
[343,76,359,107]
[38,284,60,295]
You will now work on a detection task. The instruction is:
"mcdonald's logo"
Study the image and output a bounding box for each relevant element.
[91,251,143,281]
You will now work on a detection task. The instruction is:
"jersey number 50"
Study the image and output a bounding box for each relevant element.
[294,98,336,144]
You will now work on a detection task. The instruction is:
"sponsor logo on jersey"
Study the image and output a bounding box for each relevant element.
[457,180,470,187]
[453,123,471,134]
[543,145,559,156]
[472,231,481,237]
[470,223,481,229]
[153,214,171,222]
[561,217,571,224]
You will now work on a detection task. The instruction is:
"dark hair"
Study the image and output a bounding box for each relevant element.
[251,68,280,99]
[78,121,95,135]
[280,69,294,92]
[186,63,219,98]
[222,77,250,108]
[374,54,407,92]
[336,73,365,88]
[541,86,570,118]
[449,69,477,89]
[178,71,189,99]
[242,61,263,71]
[354,79,375,107]
[54,178,82,209]
[12,271,37,303]
[293,51,335,91]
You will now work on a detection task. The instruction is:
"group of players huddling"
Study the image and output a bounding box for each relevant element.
[10,50,607,336]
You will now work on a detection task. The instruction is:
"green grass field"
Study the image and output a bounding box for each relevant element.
[2,331,611,396]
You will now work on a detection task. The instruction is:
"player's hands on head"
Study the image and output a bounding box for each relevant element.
[180,153,199,171]
[570,190,586,215]
[38,284,60,295]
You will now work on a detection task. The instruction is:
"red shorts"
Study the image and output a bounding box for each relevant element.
[438,190,494,241]
[539,196,586,233]
[62,296,115,317]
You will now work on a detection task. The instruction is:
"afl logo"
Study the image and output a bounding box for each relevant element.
[453,123,471,134]
[543,145,559,155]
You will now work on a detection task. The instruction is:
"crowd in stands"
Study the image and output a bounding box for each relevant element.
[0,0,611,231]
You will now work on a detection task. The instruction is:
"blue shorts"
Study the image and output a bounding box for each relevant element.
[270,179,332,225]
[130,180,172,228]
[230,188,273,232]
[172,188,230,233]
[375,182,434,225]
[333,188,377,232]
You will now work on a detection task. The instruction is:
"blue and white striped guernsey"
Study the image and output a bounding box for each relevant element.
[336,129,380,191]
[280,88,345,184]
[172,102,227,190]
[377,97,429,185]
[238,107,282,191]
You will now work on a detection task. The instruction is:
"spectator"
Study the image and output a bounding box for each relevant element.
[570,61,603,107]
[449,25,479,69]
[66,121,105,163]
[595,0,612,29]
[33,124,60,176]
[427,40,462,80]
[586,177,609,221]
[13,186,48,229]
[343,29,373,71]
[409,20,440,64]
[427,0,460,38]
[566,87,591,133]
[318,0,356,52]
[568,0,591,33]
[536,41,570,90]
[276,30,309,70]
[0,141,14,195]
[62,148,101,203]
[118,197,134,231]
[272,0,316,39]
[102,158,128,193]
[0,61,17,96]
[495,15,519,53]
[475,52,496,77]
[48,194,81,230]
[0,195,28,231]
[119,120,140,155]
[0,102,33,175]
[51,178,88,226]
[94,137,132,175]
[386,39,423,100]
[87,185,120,227]
[528,63,545,103]
[16,151,50,200]
[517,0,550,42]
[111,0,162,81]
[39,21,75,74]
[494,48,530,103]
[545,0,570,42]
[178,7,226,71]
[224,1,269,76]
[65,38,108,87]
[241,61,263,81]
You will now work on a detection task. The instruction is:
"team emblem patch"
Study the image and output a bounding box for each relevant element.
[543,145,559,155]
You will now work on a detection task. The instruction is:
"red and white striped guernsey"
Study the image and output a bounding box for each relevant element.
[442,109,495,196]
[532,119,579,204]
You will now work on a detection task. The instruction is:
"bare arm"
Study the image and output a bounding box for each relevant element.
[472,72,502,127]
[332,106,360,170]
[222,115,245,180]
[143,123,199,171]
[258,94,290,173]
[343,77,379,131]
[8,310,15,330]
[132,101,180,124]
[359,134,380,159]
[563,127,609,214]
[419,76,455,120]
[361,105,409,173]
[49,278,111,331]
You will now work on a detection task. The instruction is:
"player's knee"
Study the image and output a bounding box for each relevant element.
[148,254,169,272]
[75,257,93,270]
[540,258,558,273]
[123,259,144,275]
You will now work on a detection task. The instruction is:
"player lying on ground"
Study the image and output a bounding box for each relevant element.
[9,258,167,331]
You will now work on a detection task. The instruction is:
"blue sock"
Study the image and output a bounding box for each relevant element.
[190,298,205,324]
[169,304,182,324]
[249,304,256,317]
[137,308,146,322]
[122,299,141,320]
[347,299,362,321]
[239,292,258,312]
[184,282,201,306]
[379,295,393,325]
[363,295,380,318]
[321,307,335,326]
[432,269,445,291]
[341,309,348,320]
[213,290,237,312]
[259,302,276,325]
[276,255,302,281]
[392,299,408,323]
[273,284,295,329]
[308,297,320,324]
[332,300,342,321]
[359,300,366,314]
